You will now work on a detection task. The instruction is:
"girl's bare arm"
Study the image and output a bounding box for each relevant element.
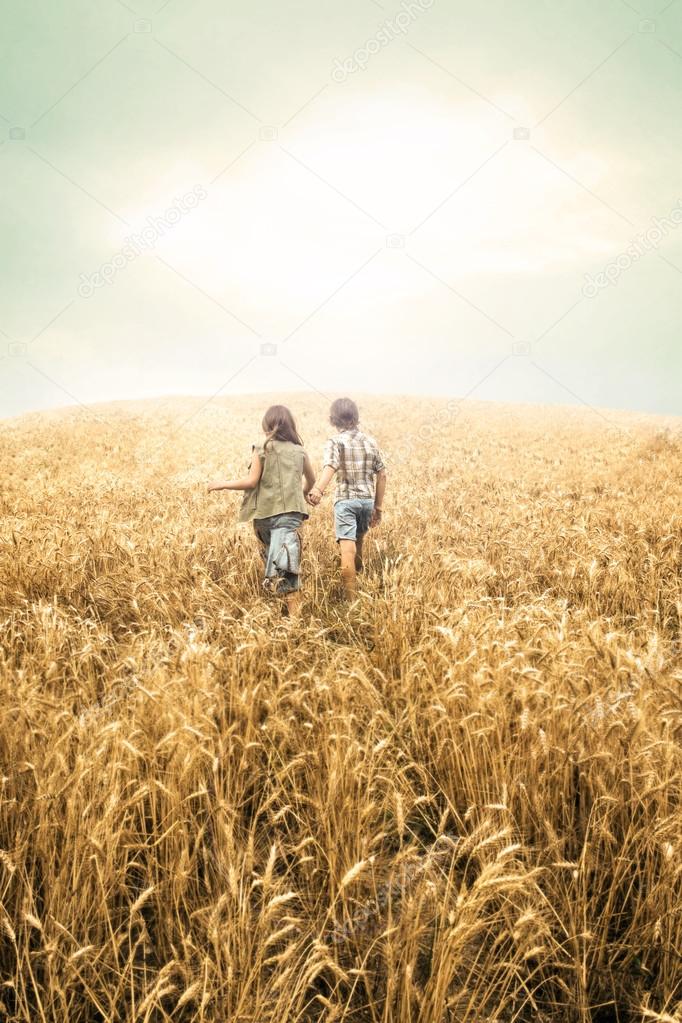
[208,452,262,492]
[302,453,316,496]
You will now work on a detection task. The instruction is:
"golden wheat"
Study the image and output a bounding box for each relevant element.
[0,393,681,1023]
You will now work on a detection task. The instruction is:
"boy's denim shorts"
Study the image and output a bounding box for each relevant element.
[334,499,374,542]
[253,512,305,594]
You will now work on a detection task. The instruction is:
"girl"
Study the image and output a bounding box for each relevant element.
[208,405,316,618]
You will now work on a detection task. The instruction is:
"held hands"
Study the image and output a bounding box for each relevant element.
[306,487,323,507]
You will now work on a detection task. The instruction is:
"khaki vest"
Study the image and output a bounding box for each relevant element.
[239,440,309,522]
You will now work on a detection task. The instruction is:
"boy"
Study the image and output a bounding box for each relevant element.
[307,398,387,598]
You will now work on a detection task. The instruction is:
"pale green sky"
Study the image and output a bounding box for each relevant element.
[1,0,681,420]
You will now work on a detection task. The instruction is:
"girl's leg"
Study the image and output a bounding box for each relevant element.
[285,591,302,618]
[270,515,304,615]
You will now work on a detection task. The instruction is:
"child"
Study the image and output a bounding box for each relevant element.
[307,398,386,599]
[208,405,316,618]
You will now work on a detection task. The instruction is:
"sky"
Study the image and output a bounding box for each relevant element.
[0,0,681,420]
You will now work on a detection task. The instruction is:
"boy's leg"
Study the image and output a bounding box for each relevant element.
[355,535,364,573]
[354,502,373,573]
[339,539,357,597]
[335,501,364,599]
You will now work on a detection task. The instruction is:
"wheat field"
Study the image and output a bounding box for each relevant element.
[0,393,681,1023]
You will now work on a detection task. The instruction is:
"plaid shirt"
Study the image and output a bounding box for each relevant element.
[322,427,385,503]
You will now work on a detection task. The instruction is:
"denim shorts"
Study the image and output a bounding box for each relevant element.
[334,499,374,542]
[253,512,305,593]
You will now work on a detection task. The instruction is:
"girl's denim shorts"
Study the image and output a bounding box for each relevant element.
[253,511,306,593]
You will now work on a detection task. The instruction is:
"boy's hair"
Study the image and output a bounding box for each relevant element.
[262,405,303,448]
[330,397,359,430]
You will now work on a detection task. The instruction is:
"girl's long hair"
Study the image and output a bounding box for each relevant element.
[262,405,303,448]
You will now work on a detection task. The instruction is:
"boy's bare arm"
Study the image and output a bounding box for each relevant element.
[371,469,387,526]
[208,453,262,492]
[307,464,336,505]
